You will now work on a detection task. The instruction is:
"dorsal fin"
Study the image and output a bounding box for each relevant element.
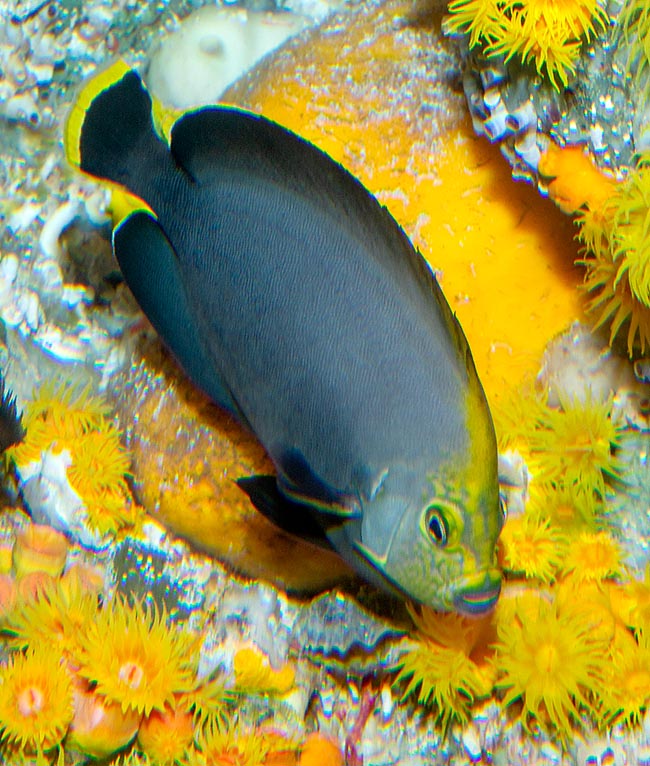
[169,106,412,259]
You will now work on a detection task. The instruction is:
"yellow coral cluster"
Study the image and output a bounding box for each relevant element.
[395,380,650,742]
[577,155,650,356]
[0,520,341,766]
[5,383,144,537]
[443,0,608,90]
[496,388,622,500]
[490,384,649,737]
[398,572,650,743]
[538,143,650,357]
[494,387,624,584]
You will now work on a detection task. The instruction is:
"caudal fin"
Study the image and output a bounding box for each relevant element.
[65,61,158,191]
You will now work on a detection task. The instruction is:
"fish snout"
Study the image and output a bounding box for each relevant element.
[453,569,502,615]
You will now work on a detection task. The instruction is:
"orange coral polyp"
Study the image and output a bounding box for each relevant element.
[0,573,17,621]
[298,733,343,766]
[12,523,68,579]
[137,704,194,763]
[67,686,141,759]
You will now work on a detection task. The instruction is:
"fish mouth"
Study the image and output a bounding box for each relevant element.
[453,571,502,616]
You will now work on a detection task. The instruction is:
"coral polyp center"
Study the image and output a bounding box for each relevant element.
[17,686,45,718]
[118,661,145,691]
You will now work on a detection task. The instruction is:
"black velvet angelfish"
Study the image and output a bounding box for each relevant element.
[66,61,504,614]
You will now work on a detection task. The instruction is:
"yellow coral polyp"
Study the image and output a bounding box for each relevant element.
[499,514,567,583]
[487,10,582,90]
[601,157,650,310]
[528,393,622,498]
[602,629,650,728]
[196,721,271,766]
[396,641,494,730]
[73,598,197,717]
[578,156,650,355]
[83,487,143,537]
[494,594,608,741]
[444,0,608,91]
[581,243,650,355]
[560,531,624,583]
[66,426,131,499]
[6,572,99,654]
[176,675,232,732]
[0,647,73,755]
[20,382,112,440]
[6,417,63,469]
[444,0,503,47]
[554,578,618,645]
[395,605,495,730]
[617,0,650,107]
[526,482,601,531]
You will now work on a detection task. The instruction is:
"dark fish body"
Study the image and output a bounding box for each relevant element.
[66,63,503,613]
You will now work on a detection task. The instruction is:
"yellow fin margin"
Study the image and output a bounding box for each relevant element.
[151,93,184,144]
[65,60,155,226]
[65,59,132,168]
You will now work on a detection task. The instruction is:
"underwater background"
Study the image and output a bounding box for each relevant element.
[2,0,650,763]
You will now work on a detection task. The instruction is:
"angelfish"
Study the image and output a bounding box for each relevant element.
[66,62,504,614]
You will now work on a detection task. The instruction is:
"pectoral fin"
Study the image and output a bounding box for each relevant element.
[113,211,247,424]
[236,474,334,550]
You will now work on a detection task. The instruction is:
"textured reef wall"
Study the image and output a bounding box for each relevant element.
[4,0,650,764]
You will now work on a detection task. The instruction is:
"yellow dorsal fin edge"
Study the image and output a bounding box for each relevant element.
[65,59,132,168]
[65,60,155,226]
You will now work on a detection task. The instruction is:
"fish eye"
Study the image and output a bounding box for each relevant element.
[425,506,448,546]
